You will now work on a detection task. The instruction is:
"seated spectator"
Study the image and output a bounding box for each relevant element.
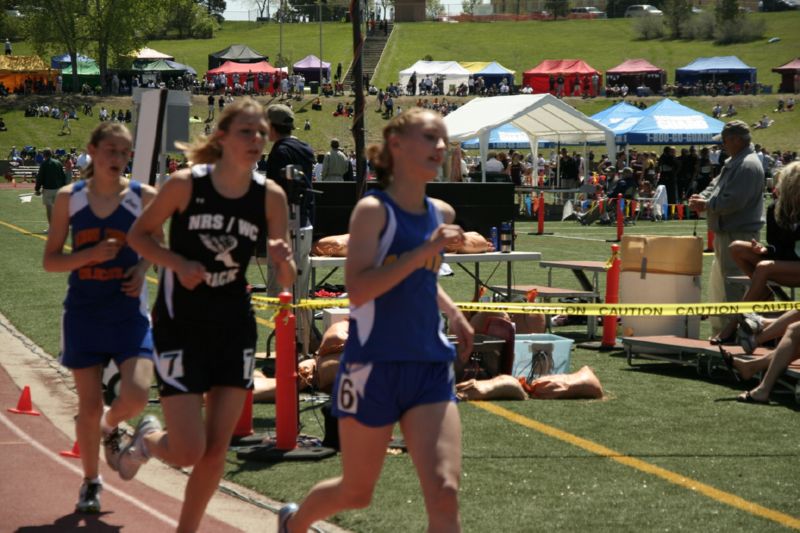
[712,102,722,118]
[787,97,796,112]
[311,97,322,111]
[723,309,800,403]
[332,102,344,116]
[577,167,638,226]
[124,110,131,122]
[98,107,108,121]
[724,103,736,117]
[776,98,785,113]
[716,162,800,346]
[0,117,7,131]
[752,114,773,129]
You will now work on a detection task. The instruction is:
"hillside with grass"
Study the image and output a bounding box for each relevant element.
[374,13,800,88]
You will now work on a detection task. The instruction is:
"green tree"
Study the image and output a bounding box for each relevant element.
[544,0,569,20]
[19,0,154,92]
[198,0,227,16]
[426,0,445,19]
[716,0,739,22]
[663,0,690,38]
[462,0,480,15]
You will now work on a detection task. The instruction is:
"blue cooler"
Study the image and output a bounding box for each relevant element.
[512,333,573,380]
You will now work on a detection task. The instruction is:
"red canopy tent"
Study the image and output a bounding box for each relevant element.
[606,58,666,95]
[772,58,800,94]
[206,60,283,93]
[523,59,602,97]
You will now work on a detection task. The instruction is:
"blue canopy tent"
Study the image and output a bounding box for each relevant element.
[50,53,93,69]
[589,101,645,144]
[473,61,515,88]
[675,56,756,86]
[165,60,196,76]
[622,98,724,145]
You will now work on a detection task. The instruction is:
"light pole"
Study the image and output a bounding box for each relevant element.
[279,0,284,63]
[319,1,323,85]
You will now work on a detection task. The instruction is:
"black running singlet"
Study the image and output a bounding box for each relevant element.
[154,164,267,323]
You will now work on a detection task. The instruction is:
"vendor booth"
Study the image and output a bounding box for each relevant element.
[444,94,615,184]
[0,55,57,93]
[772,58,800,94]
[675,56,756,87]
[589,101,645,144]
[206,60,281,92]
[523,60,602,97]
[50,53,94,69]
[61,59,101,90]
[293,55,330,83]
[131,59,189,84]
[621,98,724,145]
[132,47,174,61]
[460,61,515,88]
[606,59,666,96]
[208,44,267,70]
[399,60,471,94]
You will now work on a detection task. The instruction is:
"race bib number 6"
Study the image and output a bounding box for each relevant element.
[336,363,372,414]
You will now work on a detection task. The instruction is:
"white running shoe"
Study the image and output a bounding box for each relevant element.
[118,415,161,481]
[75,477,103,513]
[102,426,127,472]
[737,313,764,355]
[278,502,299,533]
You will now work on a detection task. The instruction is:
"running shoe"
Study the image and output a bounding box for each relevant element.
[118,415,161,481]
[278,502,299,533]
[75,477,103,513]
[102,426,127,472]
[737,313,764,355]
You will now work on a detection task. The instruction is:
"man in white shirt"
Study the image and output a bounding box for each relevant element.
[484,152,504,173]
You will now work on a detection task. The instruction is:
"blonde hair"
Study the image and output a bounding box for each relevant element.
[178,97,264,164]
[82,122,132,179]
[774,162,800,228]
[366,107,444,187]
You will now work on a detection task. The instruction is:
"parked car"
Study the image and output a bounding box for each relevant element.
[624,4,664,16]
[762,0,799,10]
[571,6,607,17]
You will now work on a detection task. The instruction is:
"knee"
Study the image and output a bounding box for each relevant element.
[115,389,149,417]
[338,481,376,509]
[752,261,776,281]
[785,321,800,341]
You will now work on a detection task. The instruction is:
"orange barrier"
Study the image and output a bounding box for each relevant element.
[602,245,621,348]
[275,291,298,450]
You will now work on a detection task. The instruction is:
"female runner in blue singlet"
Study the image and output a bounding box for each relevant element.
[42,122,158,513]
[126,97,296,532]
[280,108,474,533]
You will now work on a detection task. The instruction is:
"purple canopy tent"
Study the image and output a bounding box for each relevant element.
[292,55,331,84]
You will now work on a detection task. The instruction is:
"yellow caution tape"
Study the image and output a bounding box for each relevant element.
[252,298,800,317]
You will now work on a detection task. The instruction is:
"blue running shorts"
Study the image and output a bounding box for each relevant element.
[331,360,456,427]
[60,311,154,370]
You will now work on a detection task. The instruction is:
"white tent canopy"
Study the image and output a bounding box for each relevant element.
[399,60,471,92]
[133,47,174,61]
[444,94,616,183]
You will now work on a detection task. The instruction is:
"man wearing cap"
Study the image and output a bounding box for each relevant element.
[689,120,764,337]
[321,138,350,181]
[265,104,316,352]
[34,148,69,231]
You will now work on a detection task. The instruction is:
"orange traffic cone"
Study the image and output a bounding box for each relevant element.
[7,386,41,416]
[233,389,254,438]
[59,440,81,458]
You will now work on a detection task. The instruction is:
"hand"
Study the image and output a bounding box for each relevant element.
[176,258,206,290]
[751,239,768,255]
[448,310,474,362]
[267,238,293,267]
[687,195,706,213]
[429,224,465,254]
[121,262,147,297]
[90,238,122,264]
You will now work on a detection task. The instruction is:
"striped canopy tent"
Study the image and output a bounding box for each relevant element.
[0,55,57,92]
[460,61,515,87]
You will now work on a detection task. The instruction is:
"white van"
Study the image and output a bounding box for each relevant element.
[624,4,664,16]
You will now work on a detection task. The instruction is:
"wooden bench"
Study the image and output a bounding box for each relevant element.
[11,165,39,183]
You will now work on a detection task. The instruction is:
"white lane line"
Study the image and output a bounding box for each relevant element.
[0,411,178,528]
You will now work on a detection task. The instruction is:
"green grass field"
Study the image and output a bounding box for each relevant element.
[1,189,798,532]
